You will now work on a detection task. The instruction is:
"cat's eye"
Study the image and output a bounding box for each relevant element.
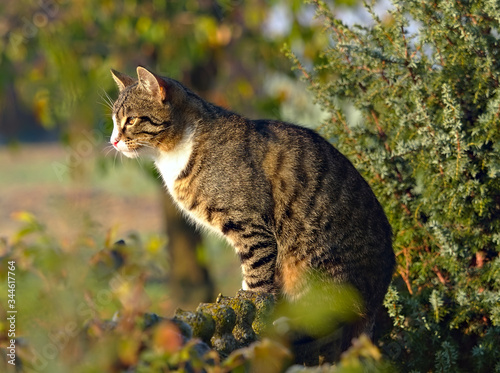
[126,117,140,126]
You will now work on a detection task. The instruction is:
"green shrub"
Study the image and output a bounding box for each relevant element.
[287,0,500,371]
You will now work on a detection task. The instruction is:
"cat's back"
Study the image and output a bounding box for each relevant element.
[204,116,390,228]
[245,118,394,293]
[215,116,392,249]
[247,118,384,213]
[195,113,393,253]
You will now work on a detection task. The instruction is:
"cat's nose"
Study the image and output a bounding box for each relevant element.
[111,135,121,149]
[110,127,121,148]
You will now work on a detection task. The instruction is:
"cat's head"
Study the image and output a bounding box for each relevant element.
[110,66,186,158]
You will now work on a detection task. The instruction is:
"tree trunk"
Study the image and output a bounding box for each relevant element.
[162,190,214,307]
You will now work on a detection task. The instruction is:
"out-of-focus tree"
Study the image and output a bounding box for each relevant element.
[0,0,334,133]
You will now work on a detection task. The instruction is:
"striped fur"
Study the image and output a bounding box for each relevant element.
[110,67,395,349]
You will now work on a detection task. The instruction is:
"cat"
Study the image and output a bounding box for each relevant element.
[109,66,395,359]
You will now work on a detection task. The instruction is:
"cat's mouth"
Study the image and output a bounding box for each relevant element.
[111,138,141,158]
[112,138,158,159]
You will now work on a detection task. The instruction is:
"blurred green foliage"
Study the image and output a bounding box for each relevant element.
[0,214,391,372]
[0,0,330,143]
[274,276,363,338]
[0,212,170,372]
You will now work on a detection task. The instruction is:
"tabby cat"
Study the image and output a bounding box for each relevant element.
[110,66,395,356]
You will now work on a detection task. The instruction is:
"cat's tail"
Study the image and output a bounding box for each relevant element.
[339,316,374,352]
[289,316,374,365]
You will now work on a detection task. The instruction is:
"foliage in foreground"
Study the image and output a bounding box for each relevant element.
[287,0,500,371]
[0,214,392,372]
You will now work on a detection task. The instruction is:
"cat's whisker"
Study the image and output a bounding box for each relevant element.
[97,101,112,110]
[135,141,156,150]
[144,138,164,149]
[103,89,114,106]
[133,140,161,153]
[98,87,114,109]
[98,101,112,113]
[133,149,145,170]
[111,149,117,168]
[103,145,116,157]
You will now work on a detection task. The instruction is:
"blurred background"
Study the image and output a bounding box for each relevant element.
[0,0,363,314]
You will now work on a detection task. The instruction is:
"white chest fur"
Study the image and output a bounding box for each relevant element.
[153,131,226,238]
[154,132,194,194]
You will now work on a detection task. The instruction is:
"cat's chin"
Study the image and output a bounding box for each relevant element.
[119,147,157,159]
[119,150,140,159]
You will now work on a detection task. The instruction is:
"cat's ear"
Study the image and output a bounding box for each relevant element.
[136,66,168,102]
[111,69,136,92]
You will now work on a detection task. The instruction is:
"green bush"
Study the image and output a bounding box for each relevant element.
[287,0,500,371]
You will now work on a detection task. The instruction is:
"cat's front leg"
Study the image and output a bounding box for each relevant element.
[222,219,279,294]
[238,240,278,294]
[240,248,278,293]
